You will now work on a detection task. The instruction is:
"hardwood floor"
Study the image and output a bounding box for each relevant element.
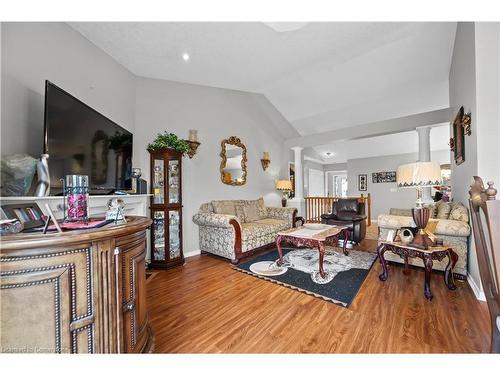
[146,240,491,353]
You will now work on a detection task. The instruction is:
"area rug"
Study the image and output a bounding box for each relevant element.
[235,247,376,307]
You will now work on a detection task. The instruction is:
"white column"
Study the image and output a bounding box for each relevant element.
[416,126,432,202]
[291,146,304,200]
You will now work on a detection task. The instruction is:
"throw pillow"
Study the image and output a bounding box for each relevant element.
[234,200,246,221]
[449,202,469,222]
[435,201,452,219]
[243,204,260,222]
[211,200,236,216]
[256,197,267,219]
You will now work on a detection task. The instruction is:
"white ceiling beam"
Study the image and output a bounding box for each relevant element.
[285,107,453,148]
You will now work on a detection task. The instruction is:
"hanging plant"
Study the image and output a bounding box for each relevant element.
[147,131,190,154]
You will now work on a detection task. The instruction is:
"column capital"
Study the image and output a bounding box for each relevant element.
[291,146,304,152]
[415,126,432,133]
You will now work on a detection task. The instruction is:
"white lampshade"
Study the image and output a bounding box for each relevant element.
[276,180,292,191]
[397,162,442,188]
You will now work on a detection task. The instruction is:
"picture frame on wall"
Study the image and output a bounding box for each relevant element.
[452,106,466,166]
[358,174,367,191]
[372,171,397,183]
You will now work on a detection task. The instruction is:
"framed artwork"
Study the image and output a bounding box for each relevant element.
[372,171,397,183]
[358,174,367,191]
[452,106,469,166]
[1,202,45,229]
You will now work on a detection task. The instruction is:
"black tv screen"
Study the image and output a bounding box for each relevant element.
[44,81,132,192]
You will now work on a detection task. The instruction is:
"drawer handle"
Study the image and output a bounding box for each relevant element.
[124,302,135,312]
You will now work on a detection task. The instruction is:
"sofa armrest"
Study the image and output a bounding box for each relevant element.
[377,214,415,230]
[193,212,241,229]
[434,219,471,237]
[266,207,297,225]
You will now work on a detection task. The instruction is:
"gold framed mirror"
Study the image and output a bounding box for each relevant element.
[220,136,247,186]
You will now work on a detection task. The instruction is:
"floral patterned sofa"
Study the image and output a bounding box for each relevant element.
[377,201,471,279]
[193,198,297,264]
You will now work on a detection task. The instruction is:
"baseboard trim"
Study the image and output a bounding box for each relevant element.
[184,249,201,258]
[467,273,486,301]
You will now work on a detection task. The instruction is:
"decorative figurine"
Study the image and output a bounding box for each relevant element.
[35,154,51,197]
[106,198,126,223]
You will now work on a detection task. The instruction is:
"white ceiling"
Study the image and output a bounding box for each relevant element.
[314,124,451,163]
[69,22,456,144]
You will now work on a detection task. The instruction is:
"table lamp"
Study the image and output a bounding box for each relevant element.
[397,162,442,249]
[276,180,293,207]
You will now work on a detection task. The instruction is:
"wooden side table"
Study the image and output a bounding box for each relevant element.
[377,241,458,300]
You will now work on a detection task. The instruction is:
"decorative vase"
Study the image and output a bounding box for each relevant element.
[411,207,434,249]
[64,175,89,222]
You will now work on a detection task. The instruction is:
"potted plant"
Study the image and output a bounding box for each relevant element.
[147,132,190,155]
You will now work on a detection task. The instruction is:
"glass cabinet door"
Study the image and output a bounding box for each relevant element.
[152,211,166,261]
[153,157,165,205]
[168,159,180,204]
[168,210,181,260]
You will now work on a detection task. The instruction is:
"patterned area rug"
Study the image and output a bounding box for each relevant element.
[236,247,376,307]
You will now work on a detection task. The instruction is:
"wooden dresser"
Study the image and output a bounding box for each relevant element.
[0,216,154,353]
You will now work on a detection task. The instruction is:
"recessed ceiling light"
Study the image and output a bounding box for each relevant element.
[325,152,334,157]
[182,53,190,62]
[263,22,308,32]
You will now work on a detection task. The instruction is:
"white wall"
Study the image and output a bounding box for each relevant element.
[347,150,450,220]
[449,23,478,210]
[307,168,325,196]
[1,22,136,157]
[475,23,500,185]
[449,22,500,291]
[134,77,288,257]
[324,163,348,196]
[303,160,324,197]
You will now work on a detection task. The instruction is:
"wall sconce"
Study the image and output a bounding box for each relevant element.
[185,129,201,159]
[261,152,271,171]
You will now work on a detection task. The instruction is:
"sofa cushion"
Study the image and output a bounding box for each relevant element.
[211,200,236,216]
[235,198,267,222]
[435,201,452,219]
[449,202,469,222]
[389,208,412,217]
[243,204,260,222]
[377,214,415,230]
[434,218,471,237]
[335,199,359,213]
[234,200,246,221]
[241,219,288,239]
[335,212,365,221]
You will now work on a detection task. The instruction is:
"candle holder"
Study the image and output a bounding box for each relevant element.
[185,140,201,159]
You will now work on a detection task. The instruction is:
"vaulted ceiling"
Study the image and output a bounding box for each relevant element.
[69,22,456,160]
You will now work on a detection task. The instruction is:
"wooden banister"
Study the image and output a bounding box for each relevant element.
[304,194,372,226]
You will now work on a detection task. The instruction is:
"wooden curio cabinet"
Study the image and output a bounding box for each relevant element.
[149,148,184,269]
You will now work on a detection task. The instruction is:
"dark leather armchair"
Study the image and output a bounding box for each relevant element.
[321,198,367,244]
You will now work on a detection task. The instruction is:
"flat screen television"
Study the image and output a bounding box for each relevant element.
[44,81,133,193]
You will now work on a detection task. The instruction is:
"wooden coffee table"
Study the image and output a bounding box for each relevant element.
[377,241,458,300]
[275,225,350,279]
